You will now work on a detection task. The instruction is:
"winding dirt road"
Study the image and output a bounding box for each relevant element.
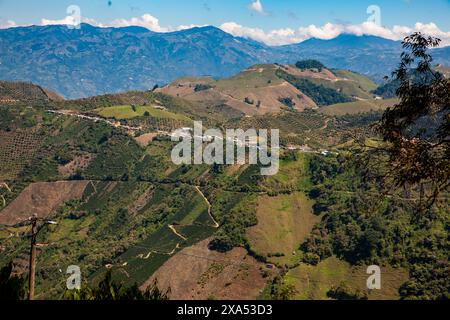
[195,186,219,228]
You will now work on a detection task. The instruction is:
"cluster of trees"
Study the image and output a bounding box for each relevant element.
[194,84,213,92]
[375,33,449,207]
[278,97,295,109]
[327,284,368,300]
[295,60,326,71]
[372,78,400,98]
[209,194,258,252]
[268,276,298,300]
[302,152,448,299]
[276,69,353,106]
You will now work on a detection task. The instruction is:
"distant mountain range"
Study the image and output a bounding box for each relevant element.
[1,24,450,99]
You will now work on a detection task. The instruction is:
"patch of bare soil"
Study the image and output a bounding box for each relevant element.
[141,238,273,300]
[134,132,158,147]
[58,154,94,178]
[158,80,317,115]
[283,65,338,81]
[0,181,89,226]
[203,82,317,115]
[225,164,246,176]
[157,82,197,97]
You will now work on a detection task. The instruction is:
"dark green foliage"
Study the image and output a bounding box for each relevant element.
[278,97,295,109]
[268,276,298,300]
[373,65,445,99]
[194,84,213,92]
[376,32,450,204]
[208,190,257,252]
[295,60,326,71]
[54,149,74,165]
[372,79,400,98]
[244,97,254,105]
[327,283,368,300]
[0,106,38,130]
[399,261,450,300]
[65,270,170,300]
[276,69,353,106]
[301,153,449,300]
[84,132,143,180]
[0,262,27,300]
[301,228,332,264]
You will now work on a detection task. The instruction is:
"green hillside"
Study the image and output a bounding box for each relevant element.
[0,53,447,301]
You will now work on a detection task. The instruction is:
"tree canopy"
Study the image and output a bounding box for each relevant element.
[375,32,449,205]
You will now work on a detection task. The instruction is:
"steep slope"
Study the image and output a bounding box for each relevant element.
[159,62,378,115]
[0,80,63,103]
[158,64,317,115]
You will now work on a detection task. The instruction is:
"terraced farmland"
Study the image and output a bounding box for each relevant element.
[0,127,44,180]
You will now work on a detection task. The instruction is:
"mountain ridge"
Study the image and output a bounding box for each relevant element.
[1,24,450,98]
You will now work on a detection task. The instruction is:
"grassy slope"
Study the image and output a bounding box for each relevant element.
[285,256,409,300]
[333,70,378,92]
[307,77,374,100]
[320,98,398,116]
[215,65,284,94]
[247,192,318,265]
[247,153,319,265]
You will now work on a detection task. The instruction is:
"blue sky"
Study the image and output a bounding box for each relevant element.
[1,0,449,45]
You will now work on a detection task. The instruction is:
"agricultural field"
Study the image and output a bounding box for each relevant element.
[0,181,89,226]
[0,127,44,180]
[107,184,217,287]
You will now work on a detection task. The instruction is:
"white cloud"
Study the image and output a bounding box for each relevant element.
[2,13,449,47]
[220,21,450,46]
[248,0,267,16]
[108,14,168,32]
[39,13,202,33]
[0,20,19,28]
[41,16,98,28]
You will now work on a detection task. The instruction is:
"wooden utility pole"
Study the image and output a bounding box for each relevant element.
[25,216,57,300]
[28,217,38,300]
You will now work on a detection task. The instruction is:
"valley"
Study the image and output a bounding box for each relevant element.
[0,56,448,301]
